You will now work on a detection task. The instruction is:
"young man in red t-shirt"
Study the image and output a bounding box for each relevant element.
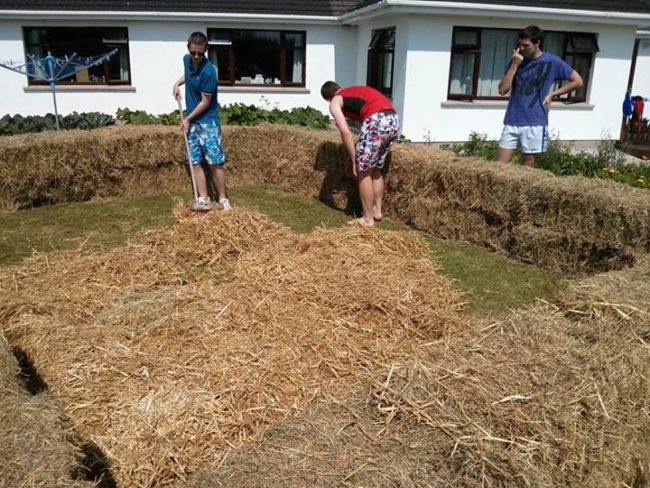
[321,81,400,227]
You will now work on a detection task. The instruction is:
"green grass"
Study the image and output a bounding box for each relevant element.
[0,193,179,265]
[0,185,565,315]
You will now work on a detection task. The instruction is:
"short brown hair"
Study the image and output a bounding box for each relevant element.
[187,31,208,49]
[320,81,341,100]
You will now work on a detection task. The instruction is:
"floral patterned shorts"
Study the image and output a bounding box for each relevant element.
[356,111,400,173]
[188,120,225,165]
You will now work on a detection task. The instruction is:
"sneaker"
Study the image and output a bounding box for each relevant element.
[192,196,212,212]
[219,198,232,211]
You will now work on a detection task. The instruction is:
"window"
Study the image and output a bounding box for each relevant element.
[207,29,305,86]
[23,27,130,85]
[367,27,395,97]
[448,27,599,102]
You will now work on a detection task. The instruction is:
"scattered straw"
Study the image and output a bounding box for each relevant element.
[0,207,464,487]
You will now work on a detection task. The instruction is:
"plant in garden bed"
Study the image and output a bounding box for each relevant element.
[444,132,650,189]
[0,112,114,135]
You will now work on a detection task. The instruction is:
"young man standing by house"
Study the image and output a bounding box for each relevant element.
[496,25,583,167]
[321,81,400,227]
[172,31,231,211]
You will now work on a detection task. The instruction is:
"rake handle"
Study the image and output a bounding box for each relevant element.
[177,97,199,202]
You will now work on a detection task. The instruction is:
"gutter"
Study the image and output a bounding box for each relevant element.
[340,0,650,26]
[0,10,339,25]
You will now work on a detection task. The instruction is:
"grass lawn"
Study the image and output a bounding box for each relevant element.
[0,185,565,315]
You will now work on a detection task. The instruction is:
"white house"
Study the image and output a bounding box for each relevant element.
[1,0,649,142]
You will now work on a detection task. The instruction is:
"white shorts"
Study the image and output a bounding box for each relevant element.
[499,125,549,154]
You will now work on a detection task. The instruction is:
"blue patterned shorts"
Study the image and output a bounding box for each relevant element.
[188,120,225,165]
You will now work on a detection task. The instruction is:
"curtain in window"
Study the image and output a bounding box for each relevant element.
[292,51,303,83]
[543,33,565,57]
[477,29,518,96]
[449,53,474,95]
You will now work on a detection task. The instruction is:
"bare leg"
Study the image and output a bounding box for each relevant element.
[370,168,384,221]
[349,170,375,226]
[210,165,227,200]
[496,147,515,163]
[522,153,536,167]
[192,164,209,199]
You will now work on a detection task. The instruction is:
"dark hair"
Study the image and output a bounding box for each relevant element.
[320,81,341,100]
[187,31,208,49]
[518,25,543,45]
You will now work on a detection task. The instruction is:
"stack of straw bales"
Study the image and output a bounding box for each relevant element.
[0,208,465,487]
[1,124,649,272]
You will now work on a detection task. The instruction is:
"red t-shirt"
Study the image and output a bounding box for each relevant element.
[336,86,395,122]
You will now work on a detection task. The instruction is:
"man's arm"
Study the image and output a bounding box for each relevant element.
[498,48,524,96]
[329,96,357,176]
[181,92,211,132]
[172,75,185,100]
[543,71,584,108]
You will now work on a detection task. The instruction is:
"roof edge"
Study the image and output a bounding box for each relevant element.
[340,0,650,26]
[0,9,340,25]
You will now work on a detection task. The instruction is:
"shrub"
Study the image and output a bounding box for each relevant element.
[0,112,114,135]
[116,108,159,125]
[444,131,650,189]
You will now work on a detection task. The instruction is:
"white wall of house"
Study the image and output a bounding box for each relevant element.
[0,13,641,142]
[0,19,355,118]
[632,38,650,97]
[397,15,637,142]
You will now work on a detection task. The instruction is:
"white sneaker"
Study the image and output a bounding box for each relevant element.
[219,198,232,211]
[192,196,212,212]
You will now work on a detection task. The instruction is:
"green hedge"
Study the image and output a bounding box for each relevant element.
[1,103,330,136]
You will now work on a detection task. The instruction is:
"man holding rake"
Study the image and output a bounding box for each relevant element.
[173,31,231,212]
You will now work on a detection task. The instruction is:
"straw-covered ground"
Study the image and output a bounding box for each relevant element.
[2,125,649,273]
[0,331,95,488]
[1,207,648,487]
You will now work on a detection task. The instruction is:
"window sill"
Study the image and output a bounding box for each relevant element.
[219,86,310,94]
[441,100,595,110]
[24,85,135,93]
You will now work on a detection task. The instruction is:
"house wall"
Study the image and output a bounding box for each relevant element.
[0,19,356,118]
[0,14,640,142]
[398,15,637,142]
[632,38,650,97]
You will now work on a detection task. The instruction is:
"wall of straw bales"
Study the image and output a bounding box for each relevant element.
[1,125,649,273]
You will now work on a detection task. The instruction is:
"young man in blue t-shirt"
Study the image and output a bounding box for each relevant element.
[496,25,583,167]
[172,31,230,211]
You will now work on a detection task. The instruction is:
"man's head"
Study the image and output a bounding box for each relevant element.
[187,31,208,66]
[517,25,543,59]
[321,81,341,101]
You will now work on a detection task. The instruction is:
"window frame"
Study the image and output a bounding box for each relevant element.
[447,26,598,103]
[207,28,306,87]
[22,26,131,86]
[366,27,396,98]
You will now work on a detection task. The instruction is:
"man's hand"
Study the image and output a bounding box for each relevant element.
[511,48,524,66]
[180,118,190,133]
[543,94,553,109]
[172,84,181,101]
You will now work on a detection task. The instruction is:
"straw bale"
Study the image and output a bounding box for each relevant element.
[0,331,94,488]
[0,207,465,487]
[187,301,650,487]
[3,123,649,273]
[0,125,186,210]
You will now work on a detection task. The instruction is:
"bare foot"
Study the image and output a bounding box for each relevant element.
[373,215,383,222]
[347,217,374,227]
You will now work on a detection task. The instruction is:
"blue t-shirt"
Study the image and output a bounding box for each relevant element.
[504,52,574,126]
[183,54,219,124]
